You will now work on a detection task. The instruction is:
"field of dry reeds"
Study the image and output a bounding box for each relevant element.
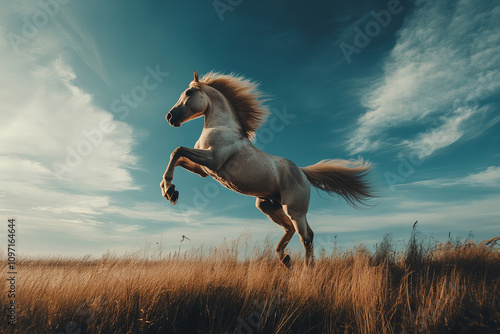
[2,230,499,334]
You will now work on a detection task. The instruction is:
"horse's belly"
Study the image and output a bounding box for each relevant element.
[210,166,279,197]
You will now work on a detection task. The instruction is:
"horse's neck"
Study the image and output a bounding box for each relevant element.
[202,86,242,131]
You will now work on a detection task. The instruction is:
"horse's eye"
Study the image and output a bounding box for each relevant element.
[185,90,193,96]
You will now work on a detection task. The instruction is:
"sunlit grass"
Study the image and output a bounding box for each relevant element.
[1,230,499,333]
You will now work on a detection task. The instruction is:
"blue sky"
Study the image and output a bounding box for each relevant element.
[1,0,499,257]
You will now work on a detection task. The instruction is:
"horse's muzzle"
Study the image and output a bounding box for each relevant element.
[166,107,182,127]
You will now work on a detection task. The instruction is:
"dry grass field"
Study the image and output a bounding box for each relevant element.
[2,230,499,334]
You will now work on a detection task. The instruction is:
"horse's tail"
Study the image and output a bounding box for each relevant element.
[300,158,374,207]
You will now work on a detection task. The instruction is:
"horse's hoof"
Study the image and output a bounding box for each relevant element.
[163,185,179,205]
[281,254,291,268]
[166,184,176,197]
[170,190,179,205]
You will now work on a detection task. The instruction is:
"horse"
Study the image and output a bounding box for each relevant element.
[161,71,373,267]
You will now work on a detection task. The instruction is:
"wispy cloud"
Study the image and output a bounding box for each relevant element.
[0,0,109,84]
[409,166,500,188]
[54,5,110,84]
[309,194,500,235]
[347,0,500,157]
[402,106,483,158]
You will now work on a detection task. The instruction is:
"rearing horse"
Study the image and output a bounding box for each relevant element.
[161,71,373,266]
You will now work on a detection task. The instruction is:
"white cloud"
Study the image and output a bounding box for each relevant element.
[410,166,500,188]
[462,166,500,186]
[309,195,500,236]
[0,55,138,192]
[402,107,480,158]
[0,2,145,255]
[0,2,138,192]
[347,0,500,157]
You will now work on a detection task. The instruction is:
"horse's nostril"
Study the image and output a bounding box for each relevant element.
[166,113,172,121]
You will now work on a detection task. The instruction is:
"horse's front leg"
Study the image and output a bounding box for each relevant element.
[160,170,178,205]
[161,147,216,204]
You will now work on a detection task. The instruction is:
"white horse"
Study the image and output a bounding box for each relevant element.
[161,71,373,266]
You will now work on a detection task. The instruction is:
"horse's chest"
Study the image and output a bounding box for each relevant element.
[195,128,238,149]
[194,140,208,150]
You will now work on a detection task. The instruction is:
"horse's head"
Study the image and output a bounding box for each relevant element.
[166,71,209,127]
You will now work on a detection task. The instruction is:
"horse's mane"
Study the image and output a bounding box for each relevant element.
[198,72,269,140]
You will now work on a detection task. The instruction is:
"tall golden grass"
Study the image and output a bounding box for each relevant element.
[2,230,499,334]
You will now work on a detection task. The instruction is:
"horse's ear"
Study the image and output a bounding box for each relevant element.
[193,71,199,83]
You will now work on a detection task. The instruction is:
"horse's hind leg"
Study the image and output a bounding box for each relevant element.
[256,198,295,267]
[281,191,314,266]
[286,211,314,266]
